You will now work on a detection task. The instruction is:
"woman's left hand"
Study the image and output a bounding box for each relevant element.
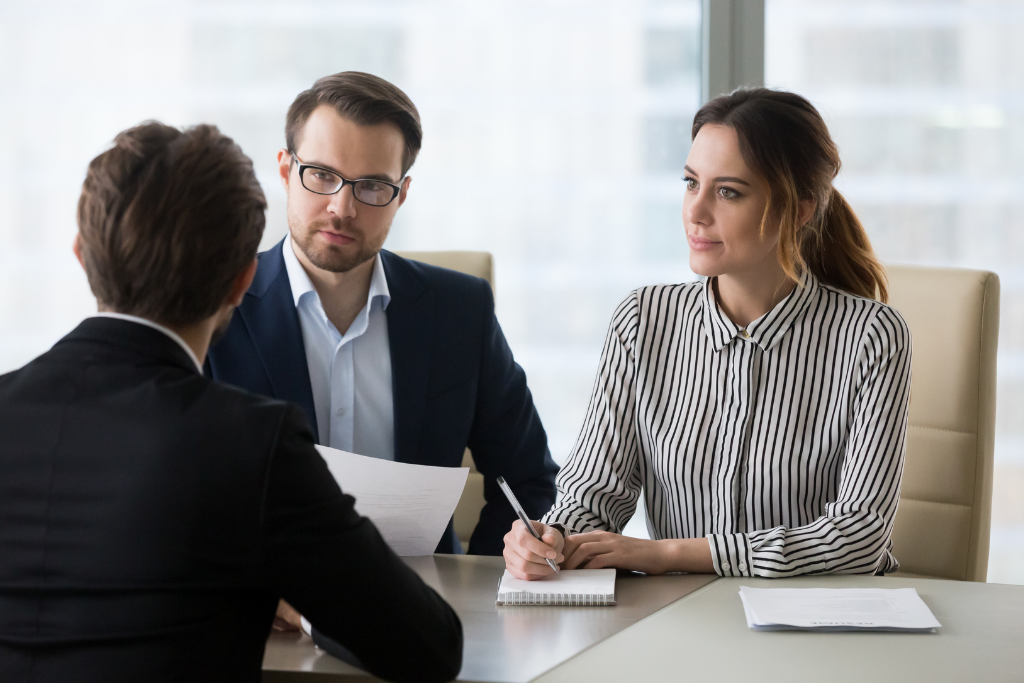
[561,531,670,574]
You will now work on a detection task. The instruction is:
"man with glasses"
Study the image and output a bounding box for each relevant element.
[207,72,557,569]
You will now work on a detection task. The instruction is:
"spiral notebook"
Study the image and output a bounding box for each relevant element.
[495,569,617,606]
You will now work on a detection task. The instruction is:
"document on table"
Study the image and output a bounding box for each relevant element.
[496,568,617,606]
[315,445,469,556]
[739,586,941,632]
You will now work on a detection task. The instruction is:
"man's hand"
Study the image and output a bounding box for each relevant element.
[502,520,565,580]
[272,599,304,632]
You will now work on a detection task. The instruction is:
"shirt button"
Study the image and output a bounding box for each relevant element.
[336,407,347,417]
[738,562,748,572]
[721,561,731,571]
[740,329,750,338]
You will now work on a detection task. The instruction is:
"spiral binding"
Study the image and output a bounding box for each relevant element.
[501,591,614,606]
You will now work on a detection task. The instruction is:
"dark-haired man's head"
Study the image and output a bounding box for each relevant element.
[75,121,266,349]
[278,71,420,275]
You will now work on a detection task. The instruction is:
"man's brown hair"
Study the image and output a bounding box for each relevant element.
[285,71,422,176]
[77,121,267,326]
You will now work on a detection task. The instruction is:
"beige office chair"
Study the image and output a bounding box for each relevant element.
[395,251,492,549]
[886,265,999,581]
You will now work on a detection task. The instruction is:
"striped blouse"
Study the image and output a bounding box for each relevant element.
[544,271,912,578]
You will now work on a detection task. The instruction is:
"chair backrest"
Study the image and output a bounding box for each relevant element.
[396,251,495,291]
[394,250,492,549]
[886,265,999,581]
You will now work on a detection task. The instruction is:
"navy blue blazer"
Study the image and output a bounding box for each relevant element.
[206,239,558,555]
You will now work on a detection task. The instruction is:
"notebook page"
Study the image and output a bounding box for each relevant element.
[497,569,616,606]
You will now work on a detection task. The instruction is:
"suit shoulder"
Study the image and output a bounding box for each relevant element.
[202,377,308,429]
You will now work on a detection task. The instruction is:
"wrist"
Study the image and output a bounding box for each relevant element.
[658,538,714,574]
[656,539,685,574]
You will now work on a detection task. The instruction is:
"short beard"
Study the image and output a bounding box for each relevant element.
[289,214,386,274]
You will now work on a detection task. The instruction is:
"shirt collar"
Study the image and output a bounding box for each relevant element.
[90,312,204,372]
[282,236,391,312]
[701,269,819,352]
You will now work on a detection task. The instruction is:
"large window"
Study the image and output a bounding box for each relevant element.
[766,0,1024,584]
[0,4,699,474]
[3,1,1018,581]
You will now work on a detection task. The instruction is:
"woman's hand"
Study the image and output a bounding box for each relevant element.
[562,531,670,574]
[562,531,715,574]
[503,520,565,580]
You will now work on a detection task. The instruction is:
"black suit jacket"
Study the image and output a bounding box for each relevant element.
[206,241,558,555]
[0,318,462,683]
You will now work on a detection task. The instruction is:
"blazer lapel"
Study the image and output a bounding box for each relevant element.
[239,239,320,440]
[382,251,432,465]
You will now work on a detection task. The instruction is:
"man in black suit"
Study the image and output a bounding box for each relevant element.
[206,72,558,560]
[0,122,462,683]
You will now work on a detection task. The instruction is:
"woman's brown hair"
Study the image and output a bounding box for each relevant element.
[692,88,887,302]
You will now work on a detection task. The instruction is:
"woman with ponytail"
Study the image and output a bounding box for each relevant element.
[504,88,912,579]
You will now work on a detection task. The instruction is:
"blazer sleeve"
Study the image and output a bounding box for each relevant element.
[259,406,463,683]
[465,278,559,556]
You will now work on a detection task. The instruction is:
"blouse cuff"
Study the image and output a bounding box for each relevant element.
[707,533,754,577]
[542,508,606,536]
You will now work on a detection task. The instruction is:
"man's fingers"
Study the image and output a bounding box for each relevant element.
[272,617,298,632]
[275,599,303,630]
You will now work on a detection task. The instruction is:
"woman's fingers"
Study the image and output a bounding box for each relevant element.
[503,545,557,580]
[539,528,565,555]
[563,540,613,569]
[510,520,563,563]
[502,520,565,580]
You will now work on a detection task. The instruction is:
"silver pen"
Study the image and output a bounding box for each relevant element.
[497,476,560,573]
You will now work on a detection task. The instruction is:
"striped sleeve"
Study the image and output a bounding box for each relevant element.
[543,293,644,534]
[708,306,913,577]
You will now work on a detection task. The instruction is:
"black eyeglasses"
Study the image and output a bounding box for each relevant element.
[289,151,402,207]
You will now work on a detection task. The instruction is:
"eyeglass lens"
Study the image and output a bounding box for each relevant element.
[300,167,395,206]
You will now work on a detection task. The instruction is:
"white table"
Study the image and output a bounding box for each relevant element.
[535,574,1024,683]
[263,558,1024,683]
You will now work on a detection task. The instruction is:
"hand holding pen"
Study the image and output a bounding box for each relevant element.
[498,476,564,580]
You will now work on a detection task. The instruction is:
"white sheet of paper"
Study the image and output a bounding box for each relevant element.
[315,445,469,557]
[739,586,942,632]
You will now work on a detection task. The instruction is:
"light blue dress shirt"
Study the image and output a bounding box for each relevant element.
[282,237,395,460]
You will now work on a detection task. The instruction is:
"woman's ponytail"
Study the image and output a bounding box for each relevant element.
[802,188,888,302]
